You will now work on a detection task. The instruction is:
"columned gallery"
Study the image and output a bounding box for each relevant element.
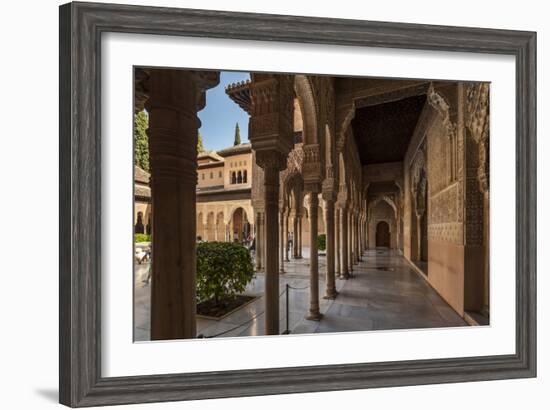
[134,68,490,340]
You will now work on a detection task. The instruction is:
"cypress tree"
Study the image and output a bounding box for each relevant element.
[197,130,205,153]
[134,110,149,171]
[233,122,241,146]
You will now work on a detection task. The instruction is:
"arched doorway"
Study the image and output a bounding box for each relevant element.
[231,207,250,244]
[376,221,390,247]
[135,211,145,234]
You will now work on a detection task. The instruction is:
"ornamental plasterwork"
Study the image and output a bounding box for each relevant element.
[427,85,458,151]
[249,75,294,155]
[465,83,490,193]
[368,195,398,218]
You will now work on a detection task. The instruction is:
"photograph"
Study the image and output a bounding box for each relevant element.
[133,69,491,341]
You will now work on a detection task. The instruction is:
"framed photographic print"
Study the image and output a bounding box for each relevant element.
[59,1,536,407]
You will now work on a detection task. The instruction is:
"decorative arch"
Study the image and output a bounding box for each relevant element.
[294,75,318,146]
[368,195,398,218]
[336,100,356,152]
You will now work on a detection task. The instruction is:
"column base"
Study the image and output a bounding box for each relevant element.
[323,290,338,300]
[306,312,323,321]
[339,273,350,280]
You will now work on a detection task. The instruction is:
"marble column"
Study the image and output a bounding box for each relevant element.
[293,214,299,258]
[335,206,341,278]
[255,211,263,271]
[348,210,354,272]
[279,210,285,274]
[297,215,303,258]
[355,213,361,261]
[284,211,290,262]
[147,69,218,340]
[263,165,283,335]
[340,206,350,279]
[307,193,322,320]
[324,198,337,299]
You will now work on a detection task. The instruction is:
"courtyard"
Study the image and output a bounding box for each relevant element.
[134,248,465,341]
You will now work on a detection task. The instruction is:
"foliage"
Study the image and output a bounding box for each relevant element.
[134,110,149,171]
[197,130,205,153]
[196,241,254,304]
[317,234,327,251]
[134,233,151,243]
[233,122,241,146]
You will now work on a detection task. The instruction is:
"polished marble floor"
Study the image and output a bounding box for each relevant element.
[134,248,466,341]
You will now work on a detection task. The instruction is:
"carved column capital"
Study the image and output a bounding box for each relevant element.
[248,75,295,156]
[302,144,322,189]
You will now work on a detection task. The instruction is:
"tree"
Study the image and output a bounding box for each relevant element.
[196,242,254,305]
[134,110,149,171]
[233,122,241,146]
[197,130,205,154]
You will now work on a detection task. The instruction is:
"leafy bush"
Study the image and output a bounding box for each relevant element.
[134,233,151,243]
[196,242,254,305]
[317,234,327,251]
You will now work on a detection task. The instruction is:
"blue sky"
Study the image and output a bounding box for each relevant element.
[198,71,250,151]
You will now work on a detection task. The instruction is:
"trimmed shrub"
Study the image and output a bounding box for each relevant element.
[134,233,151,243]
[317,234,327,251]
[196,242,254,305]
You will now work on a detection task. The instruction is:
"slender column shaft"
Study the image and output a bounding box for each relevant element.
[297,216,303,258]
[264,169,280,335]
[348,211,354,271]
[148,70,198,340]
[324,199,337,299]
[279,210,285,273]
[284,212,290,262]
[262,214,266,265]
[355,214,361,261]
[293,215,299,258]
[307,193,322,320]
[340,207,349,279]
[335,207,341,277]
[255,212,263,270]
[361,217,366,252]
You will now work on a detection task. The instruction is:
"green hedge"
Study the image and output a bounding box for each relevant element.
[196,242,254,304]
[134,233,151,243]
[317,234,327,251]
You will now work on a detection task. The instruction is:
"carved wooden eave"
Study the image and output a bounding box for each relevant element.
[353,81,430,109]
[225,80,252,114]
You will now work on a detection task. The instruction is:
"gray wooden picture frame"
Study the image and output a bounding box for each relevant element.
[59,1,537,407]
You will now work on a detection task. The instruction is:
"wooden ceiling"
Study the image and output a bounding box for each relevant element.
[351,94,427,165]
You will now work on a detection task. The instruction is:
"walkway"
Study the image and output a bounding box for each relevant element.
[134,248,466,341]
